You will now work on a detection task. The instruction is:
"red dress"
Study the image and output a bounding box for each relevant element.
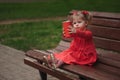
[54,29,97,66]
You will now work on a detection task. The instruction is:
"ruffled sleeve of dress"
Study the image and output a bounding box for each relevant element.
[76,29,92,39]
[70,29,92,40]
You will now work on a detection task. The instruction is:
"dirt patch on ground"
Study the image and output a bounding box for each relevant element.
[0,16,66,25]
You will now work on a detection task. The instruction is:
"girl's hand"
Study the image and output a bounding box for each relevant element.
[62,27,65,35]
[68,25,76,33]
[63,30,65,35]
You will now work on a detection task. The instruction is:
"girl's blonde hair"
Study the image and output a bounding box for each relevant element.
[68,10,92,24]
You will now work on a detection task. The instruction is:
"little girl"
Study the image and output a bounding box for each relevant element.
[43,10,97,69]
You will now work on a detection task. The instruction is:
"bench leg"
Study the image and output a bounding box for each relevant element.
[39,70,47,80]
[38,60,47,80]
[79,76,87,80]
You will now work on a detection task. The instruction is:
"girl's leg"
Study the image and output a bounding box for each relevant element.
[50,53,64,68]
[56,60,64,68]
[43,54,64,69]
[50,54,60,69]
[43,54,57,69]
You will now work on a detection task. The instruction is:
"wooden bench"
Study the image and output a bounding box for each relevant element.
[24,11,120,80]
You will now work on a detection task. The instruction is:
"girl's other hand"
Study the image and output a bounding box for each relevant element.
[63,29,65,35]
[68,25,76,33]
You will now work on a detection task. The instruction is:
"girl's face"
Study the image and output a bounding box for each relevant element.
[72,18,87,30]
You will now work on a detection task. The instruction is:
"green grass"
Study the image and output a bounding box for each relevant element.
[0,20,62,51]
[0,0,120,51]
[0,0,120,20]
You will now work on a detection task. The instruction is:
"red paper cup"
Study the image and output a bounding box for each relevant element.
[62,20,72,38]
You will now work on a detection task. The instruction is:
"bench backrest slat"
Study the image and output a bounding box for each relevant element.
[92,18,120,28]
[88,25,120,40]
[93,37,120,52]
[90,12,120,52]
[92,11,120,19]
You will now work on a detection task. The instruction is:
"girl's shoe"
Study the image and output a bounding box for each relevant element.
[50,54,57,69]
[43,56,51,68]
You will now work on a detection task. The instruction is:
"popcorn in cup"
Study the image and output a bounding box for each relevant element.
[62,20,72,38]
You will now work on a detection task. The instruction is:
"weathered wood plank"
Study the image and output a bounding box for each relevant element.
[91,18,120,28]
[97,50,120,61]
[98,56,120,68]
[91,11,120,19]
[61,64,120,80]
[94,63,120,76]
[88,25,120,40]
[93,37,120,52]
[58,40,70,48]
[26,50,48,60]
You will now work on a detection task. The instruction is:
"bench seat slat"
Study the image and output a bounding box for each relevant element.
[62,64,120,80]
[26,50,48,60]
[24,58,78,80]
[94,63,120,76]
[98,56,120,68]
[58,40,70,48]
[46,49,59,53]
[97,49,120,61]
[55,45,68,52]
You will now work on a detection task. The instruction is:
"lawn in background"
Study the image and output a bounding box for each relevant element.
[0,0,120,20]
[0,0,120,51]
[0,20,62,51]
